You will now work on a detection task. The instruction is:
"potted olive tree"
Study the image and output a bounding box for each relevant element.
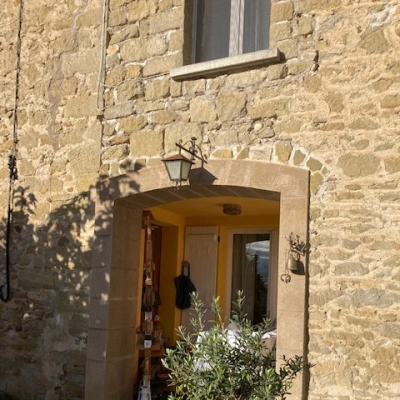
[163,292,307,400]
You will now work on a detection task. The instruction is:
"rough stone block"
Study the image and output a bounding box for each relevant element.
[359,27,390,55]
[268,64,288,80]
[117,80,143,102]
[145,79,170,100]
[69,141,101,174]
[209,130,238,146]
[120,39,143,62]
[105,66,126,87]
[164,123,202,153]
[271,1,294,23]
[211,148,233,159]
[216,91,246,122]
[119,115,148,133]
[298,15,314,36]
[76,7,102,28]
[385,156,400,174]
[143,53,182,76]
[104,102,136,119]
[148,7,182,34]
[130,129,163,156]
[276,38,298,59]
[109,25,139,45]
[62,48,100,76]
[381,94,400,109]
[190,98,216,122]
[64,96,101,118]
[151,110,177,124]
[270,22,292,41]
[338,154,380,177]
[298,0,341,13]
[102,144,129,161]
[126,0,157,22]
[108,9,127,27]
[275,141,292,163]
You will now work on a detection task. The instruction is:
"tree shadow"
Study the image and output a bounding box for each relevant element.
[0,176,141,400]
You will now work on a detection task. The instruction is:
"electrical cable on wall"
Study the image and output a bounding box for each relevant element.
[1,156,18,302]
[97,0,108,112]
[1,0,23,302]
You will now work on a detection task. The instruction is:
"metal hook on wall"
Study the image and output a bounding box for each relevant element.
[281,249,292,283]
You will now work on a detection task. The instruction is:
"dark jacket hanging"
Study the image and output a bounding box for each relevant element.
[174,261,196,310]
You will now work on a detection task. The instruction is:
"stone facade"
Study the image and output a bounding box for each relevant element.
[0,0,399,399]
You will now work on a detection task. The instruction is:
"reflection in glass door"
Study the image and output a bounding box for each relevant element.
[231,233,271,325]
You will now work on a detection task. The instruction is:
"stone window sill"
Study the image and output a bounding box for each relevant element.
[170,48,281,80]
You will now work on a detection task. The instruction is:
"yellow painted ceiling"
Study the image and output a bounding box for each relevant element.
[152,196,280,218]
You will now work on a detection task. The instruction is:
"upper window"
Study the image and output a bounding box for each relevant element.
[193,0,271,63]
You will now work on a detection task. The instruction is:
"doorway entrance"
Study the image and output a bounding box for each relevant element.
[85,160,309,400]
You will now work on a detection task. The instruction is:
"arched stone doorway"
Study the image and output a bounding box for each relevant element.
[85,160,309,400]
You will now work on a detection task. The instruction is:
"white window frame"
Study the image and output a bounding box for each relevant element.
[225,228,278,326]
[171,0,279,80]
[229,0,245,58]
[192,0,265,62]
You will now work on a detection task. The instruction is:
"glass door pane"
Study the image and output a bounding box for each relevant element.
[231,233,270,325]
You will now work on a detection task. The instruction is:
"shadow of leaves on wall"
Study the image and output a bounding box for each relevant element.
[0,175,141,399]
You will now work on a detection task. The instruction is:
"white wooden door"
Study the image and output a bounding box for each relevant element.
[181,226,219,332]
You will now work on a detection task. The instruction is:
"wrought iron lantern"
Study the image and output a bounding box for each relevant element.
[162,153,194,184]
[162,137,206,187]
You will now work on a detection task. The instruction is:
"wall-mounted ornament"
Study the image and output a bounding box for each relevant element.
[281,233,309,283]
[286,251,299,272]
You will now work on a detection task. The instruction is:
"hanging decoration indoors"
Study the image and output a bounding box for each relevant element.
[136,211,165,400]
[281,233,309,283]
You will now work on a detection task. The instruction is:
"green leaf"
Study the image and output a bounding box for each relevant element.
[162,291,309,400]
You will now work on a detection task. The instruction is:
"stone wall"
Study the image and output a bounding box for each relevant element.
[102,0,400,398]
[0,0,102,398]
[0,0,399,399]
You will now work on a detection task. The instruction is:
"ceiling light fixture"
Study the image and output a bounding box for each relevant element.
[222,203,242,216]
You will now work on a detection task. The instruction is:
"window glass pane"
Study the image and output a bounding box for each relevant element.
[243,0,270,54]
[231,233,270,325]
[195,0,231,62]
